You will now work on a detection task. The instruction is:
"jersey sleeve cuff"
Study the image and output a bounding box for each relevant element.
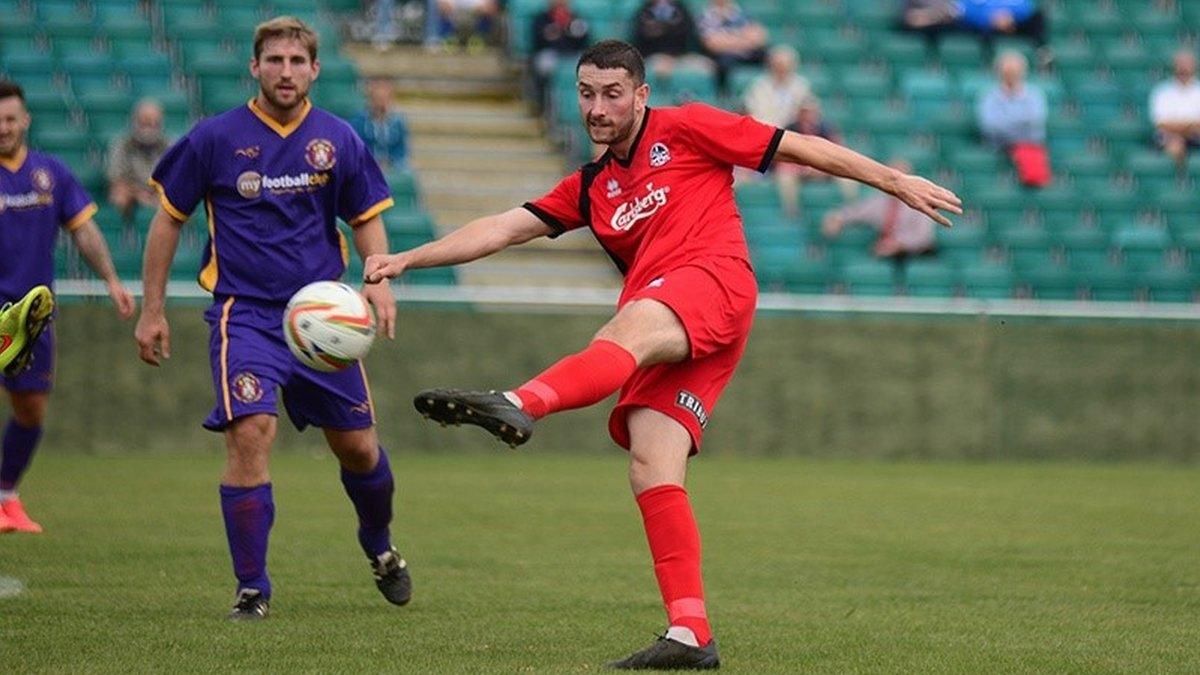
[63,202,98,231]
[148,179,190,222]
[349,197,395,226]
[522,202,566,239]
[756,127,786,174]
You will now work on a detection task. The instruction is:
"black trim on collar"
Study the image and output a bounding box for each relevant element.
[757,127,786,174]
[611,107,652,169]
[521,202,566,239]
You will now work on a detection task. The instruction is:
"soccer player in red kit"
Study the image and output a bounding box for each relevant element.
[364,40,961,669]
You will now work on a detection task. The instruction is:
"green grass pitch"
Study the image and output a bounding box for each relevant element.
[1,453,1197,673]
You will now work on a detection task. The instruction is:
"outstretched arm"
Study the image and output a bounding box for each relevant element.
[69,220,136,319]
[363,206,554,283]
[351,215,397,339]
[134,208,184,365]
[773,131,963,226]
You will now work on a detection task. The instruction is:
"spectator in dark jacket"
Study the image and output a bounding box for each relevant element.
[631,0,715,80]
[697,0,767,93]
[530,0,591,111]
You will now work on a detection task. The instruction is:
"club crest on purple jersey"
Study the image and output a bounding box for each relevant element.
[305,139,336,171]
[31,168,54,193]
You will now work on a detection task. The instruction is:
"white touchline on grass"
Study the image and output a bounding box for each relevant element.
[0,576,25,598]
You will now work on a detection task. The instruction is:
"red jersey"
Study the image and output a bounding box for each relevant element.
[524,103,783,292]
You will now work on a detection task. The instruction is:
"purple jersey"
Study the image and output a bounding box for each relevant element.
[150,99,393,302]
[0,147,97,301]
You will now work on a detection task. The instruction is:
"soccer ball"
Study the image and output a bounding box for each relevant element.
[283,281,377,372]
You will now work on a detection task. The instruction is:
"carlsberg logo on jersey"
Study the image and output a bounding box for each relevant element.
[610,182,671,231]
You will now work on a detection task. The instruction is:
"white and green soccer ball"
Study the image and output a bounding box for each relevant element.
[283,281,377,372]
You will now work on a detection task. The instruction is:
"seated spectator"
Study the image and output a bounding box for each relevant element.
[697,0,767,92]
[957,0,1047,51]
[900,0,959,34]
[743,45,810,128]
[631,0,714,80]
[977,50,1051,186]
[106,98,170,221]
[431,0,500,50]
[531,0,591,112]
[821,160,937,261]
[349,77,410,171]
[1150,49,1200,169]
[773,99,857,218]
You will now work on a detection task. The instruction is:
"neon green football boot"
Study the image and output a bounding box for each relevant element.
[0,285,55,377]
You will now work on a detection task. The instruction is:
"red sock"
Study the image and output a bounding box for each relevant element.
[513,339,637,419]
[636,484,712,647]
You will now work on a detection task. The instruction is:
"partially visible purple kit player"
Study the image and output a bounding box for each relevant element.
[134,17,407,620]
[0,79,135,535]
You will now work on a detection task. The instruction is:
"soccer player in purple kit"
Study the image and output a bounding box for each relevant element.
[0,80,136,534]
[133,17,408,620]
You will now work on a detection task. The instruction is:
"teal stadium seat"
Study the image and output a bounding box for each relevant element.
[840,258,897,296]
[904,259,959,297]
[961,261,1014,299]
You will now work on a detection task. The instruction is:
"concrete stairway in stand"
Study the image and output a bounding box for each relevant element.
[344,44,618,289]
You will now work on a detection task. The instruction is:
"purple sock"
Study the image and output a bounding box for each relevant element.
[340,447,394,558]
[219,483,274,599]
[0,419,42,492]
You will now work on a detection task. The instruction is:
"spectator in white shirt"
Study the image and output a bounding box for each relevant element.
[1150,49,1200,168]
[743,45,810,128]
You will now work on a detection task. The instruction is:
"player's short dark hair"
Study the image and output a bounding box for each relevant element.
[0,80,25,104]
[577,40,645,86]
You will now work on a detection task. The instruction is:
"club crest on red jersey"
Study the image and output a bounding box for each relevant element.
[649,142,671,167]
[232,372,264,404]
[605,178,622,199]
[305,139,337,171]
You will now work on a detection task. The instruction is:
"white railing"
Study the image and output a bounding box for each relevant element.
[54,280,1200,321]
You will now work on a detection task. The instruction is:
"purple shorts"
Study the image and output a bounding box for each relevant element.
[202,296,376,432]
[1,325,54,393]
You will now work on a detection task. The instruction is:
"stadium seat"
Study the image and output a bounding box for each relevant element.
[998,226,1052,269]
[904,259,959,297]
[960,261,1014,299]
[1113,225,1173,270]
[935,225,989,265]
[1020,261,1079,300]
[840,258,897,296]
[1141,267,1196,303]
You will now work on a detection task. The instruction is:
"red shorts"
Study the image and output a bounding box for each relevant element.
[608,256,758,454]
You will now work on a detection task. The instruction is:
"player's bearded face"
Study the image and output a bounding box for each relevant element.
[577,65,648,146]
[0,98,29,157]
[252,38,319,111]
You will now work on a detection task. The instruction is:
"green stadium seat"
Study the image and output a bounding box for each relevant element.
[383,210,436,237]
[1113,225,1173,270]
[0,13,36,41]
[900,72,956,119]
[1057,226,1112,269]
[876,33,929,68]
[1050,40,1099,73]
[1020,261,1079,299]
[746,225,806,250]
[1085,184,1141,220]
[938,35,986,69]
[1079,5,1127,41]
[1129,6,1183,40]
[802,28,865,67]
[1059,152,1113,183]
[904,259,959,297]
[78,89,134,136]
[1142,268,1196,303]
[735,180,781,209]
[2,52,56,82]
[727,66,763,100]
[936,225,989,265]
[1103,42,1155,77]
[97,12,153,43]
[840,258,897,296]
[839,70,890,103]
[1151,185,1200,225]
[961,261,1014,299]
[752,246,805,290]
[1124,149,1179,193]
[385,169,420,207]
[1084,261,1136,301]
[998,226,1052,269]
[405,267,456,285]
